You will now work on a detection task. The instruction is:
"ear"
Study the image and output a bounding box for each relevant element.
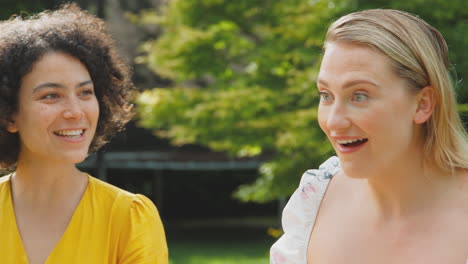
[6,114,18,133]
[6,122,18,133]
[414,86,435,124]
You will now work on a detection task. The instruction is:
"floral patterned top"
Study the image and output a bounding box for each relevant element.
[270,156,341,264]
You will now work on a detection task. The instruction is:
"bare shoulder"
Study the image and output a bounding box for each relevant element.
[320,170,358,209]
[309,170,361,233]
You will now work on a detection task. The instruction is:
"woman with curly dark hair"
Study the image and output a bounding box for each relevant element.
[0,3,168,264]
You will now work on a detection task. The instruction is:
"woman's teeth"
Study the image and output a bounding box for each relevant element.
[54,129,84,137]
[337,138,368,147]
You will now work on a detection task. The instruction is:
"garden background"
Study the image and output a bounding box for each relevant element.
[2,0,467,263]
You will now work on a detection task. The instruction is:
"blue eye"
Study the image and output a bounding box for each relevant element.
[319,92,333,102]
[353,93,368,102]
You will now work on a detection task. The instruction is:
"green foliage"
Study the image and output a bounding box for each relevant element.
[135,0,344,202]
[356,0,468,101]
[135,0,468,202]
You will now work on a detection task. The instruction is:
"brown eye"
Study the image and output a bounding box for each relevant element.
[80,89,94,96]
[42,93,59,100]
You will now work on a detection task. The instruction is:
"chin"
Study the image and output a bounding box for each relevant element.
[57,150,89,165]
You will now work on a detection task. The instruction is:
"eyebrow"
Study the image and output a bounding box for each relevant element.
[32,80,93,93]
[317,79,379,89]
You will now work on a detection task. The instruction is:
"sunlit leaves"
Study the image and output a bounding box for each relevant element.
[135,0,467,202]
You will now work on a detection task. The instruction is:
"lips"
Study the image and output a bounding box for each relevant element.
[334,137,368,153]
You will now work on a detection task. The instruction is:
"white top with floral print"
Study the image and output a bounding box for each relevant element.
[270,156,341,264]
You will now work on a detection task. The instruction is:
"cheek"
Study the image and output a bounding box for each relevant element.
[317,105,329,133]
[362,104,414,142]
[355,107,382,132]
[86,99,100,125]
[16,104,56,131]
[15,106,58,149]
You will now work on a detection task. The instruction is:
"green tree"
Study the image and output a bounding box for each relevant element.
[135,0,348,202]
[135,0,468,202]
[355,0,468,101]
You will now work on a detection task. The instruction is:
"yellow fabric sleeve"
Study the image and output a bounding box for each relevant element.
[117,194,168,264]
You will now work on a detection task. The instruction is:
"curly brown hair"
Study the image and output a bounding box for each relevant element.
[0,3,135,170]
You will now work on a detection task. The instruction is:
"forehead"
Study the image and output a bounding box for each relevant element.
[29,52,88,74]
[318,42,398,86]
[20,52,91,88]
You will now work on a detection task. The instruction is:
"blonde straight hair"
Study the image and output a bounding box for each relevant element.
[324,9,468,172]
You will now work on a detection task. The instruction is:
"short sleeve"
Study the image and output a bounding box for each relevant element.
[270,156,340,264]
[118,194,168,264]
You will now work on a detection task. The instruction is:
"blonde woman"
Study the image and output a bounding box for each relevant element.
[271,9,468,264]
[0,4,168,263]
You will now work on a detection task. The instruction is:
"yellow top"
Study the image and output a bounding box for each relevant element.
[0,174,168,264]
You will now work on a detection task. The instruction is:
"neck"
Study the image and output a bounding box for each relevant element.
[11,156,87,205]
[363,157,451,220]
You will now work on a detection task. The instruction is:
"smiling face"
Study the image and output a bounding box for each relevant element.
[8,52,99,165]
[317,42,425,178]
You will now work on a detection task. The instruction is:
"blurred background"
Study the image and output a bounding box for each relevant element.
[1,0,467,263]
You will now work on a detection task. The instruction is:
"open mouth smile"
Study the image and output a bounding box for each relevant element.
[53,129,86,140]
[335,138,368,153]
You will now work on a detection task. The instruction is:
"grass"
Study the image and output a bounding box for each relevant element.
[166,217,277,264]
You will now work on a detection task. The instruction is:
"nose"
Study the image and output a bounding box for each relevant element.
[63,97,84,120]
[324,101,351,131]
